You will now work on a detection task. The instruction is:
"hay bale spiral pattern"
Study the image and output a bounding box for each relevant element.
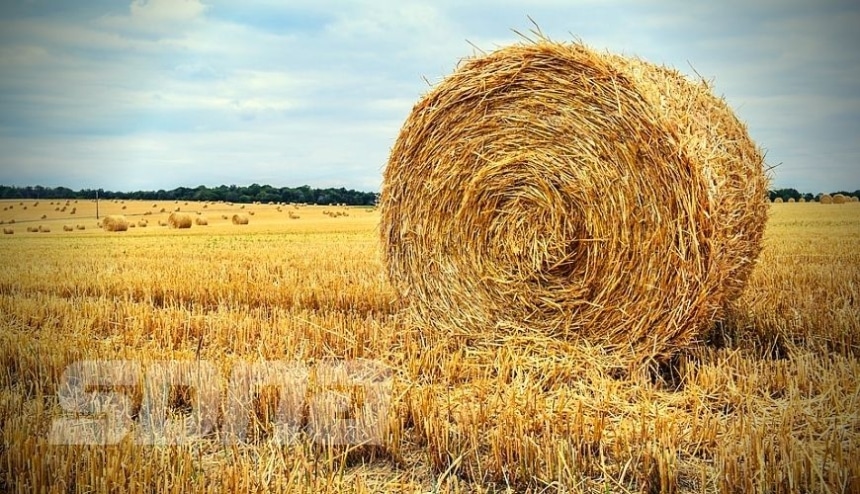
[380,41,768,357]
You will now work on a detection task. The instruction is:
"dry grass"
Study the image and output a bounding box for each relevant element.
[0,201,856,493]
[168,212,193,229]
[380,40,767,362]
[102,215,129,232]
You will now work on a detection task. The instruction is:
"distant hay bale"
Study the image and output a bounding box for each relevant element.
[221,214,228,220]
[380,40,769,360]
[798,197,806,203]
[195,216,208,226]
[129,223,136,228]
[168,212,193,229]
[75,224,85,230]
[143,210,151,216]
[158,220,168,226]
[160,208,166,213]
[231,213,249,225]
[70,208,76,214]
[833,194,847,204]
[122,205,127,210]
[851,196,859,202]
[26,226,37,232]
[8,219,14,224]
[773,197,783,203]
[137,220,148,227]
[248,211,255,216]
[38,225,50,233]
[41,214,47,219]
[63,225,73,231]
[2,228,12,235]
[820,194,833,204]
[787,198,795,203]
[102,215,129,232]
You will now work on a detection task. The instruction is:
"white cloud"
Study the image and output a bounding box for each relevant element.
[0,0,858,192]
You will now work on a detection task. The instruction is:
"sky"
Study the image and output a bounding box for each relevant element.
[0,0,858,193]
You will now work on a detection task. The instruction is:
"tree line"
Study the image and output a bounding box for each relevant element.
[768,188,860,202]
[0,184,378,206]
[1,184,856,205]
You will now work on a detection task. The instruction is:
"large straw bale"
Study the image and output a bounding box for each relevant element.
[168,212,192,229]
[102,215,129,232]
[380,40,769,359]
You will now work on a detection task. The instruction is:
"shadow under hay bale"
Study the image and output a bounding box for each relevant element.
[380,40,768,362]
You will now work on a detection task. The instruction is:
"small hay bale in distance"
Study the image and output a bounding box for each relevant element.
[168,212,192,229]
[195,216,208,226]
[63,225,73,231]
[2,228,13,235]
[787,198,795,203]
[38,225,50,233]
[221,214,228,220]
[799,197,806,203]
[380,40,769,360]
[26,226,37,232]
[102,215,129,232]
[231,213,249,225]
[75,224,86,230]
[820,194,833,204]
[833,194,848,204]
[852,196,859,202]
[773,197,784,203]
[137,219,148,227]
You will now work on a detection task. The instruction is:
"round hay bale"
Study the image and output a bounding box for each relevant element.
[787,198,795,203]
[221,214,229,220]
[75,224,86,230]
[833,194,847,204]
[128,223,136,228]
[38,225,50,233]
[851,196,859,202]
[26,226,37,233]
[773,197,784,203]
[195,216,208,226]
[231,213,249,225]
[137,219,148,227]
[102,215,129,232]
[380,40,768,359]
[168,212,193,229]
[158,220,168,227]
[798,197,806,203]
[820,193,833,204]
[2,228,13,235]
[63,225,73,231]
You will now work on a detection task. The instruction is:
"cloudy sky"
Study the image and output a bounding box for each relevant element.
[0,0,858,193]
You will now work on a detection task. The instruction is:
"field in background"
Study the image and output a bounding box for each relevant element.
[1,200,858,493]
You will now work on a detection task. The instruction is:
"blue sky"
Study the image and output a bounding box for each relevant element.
[0,0,858,193]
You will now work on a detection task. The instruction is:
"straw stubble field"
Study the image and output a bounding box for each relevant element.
[0,199,858,493]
